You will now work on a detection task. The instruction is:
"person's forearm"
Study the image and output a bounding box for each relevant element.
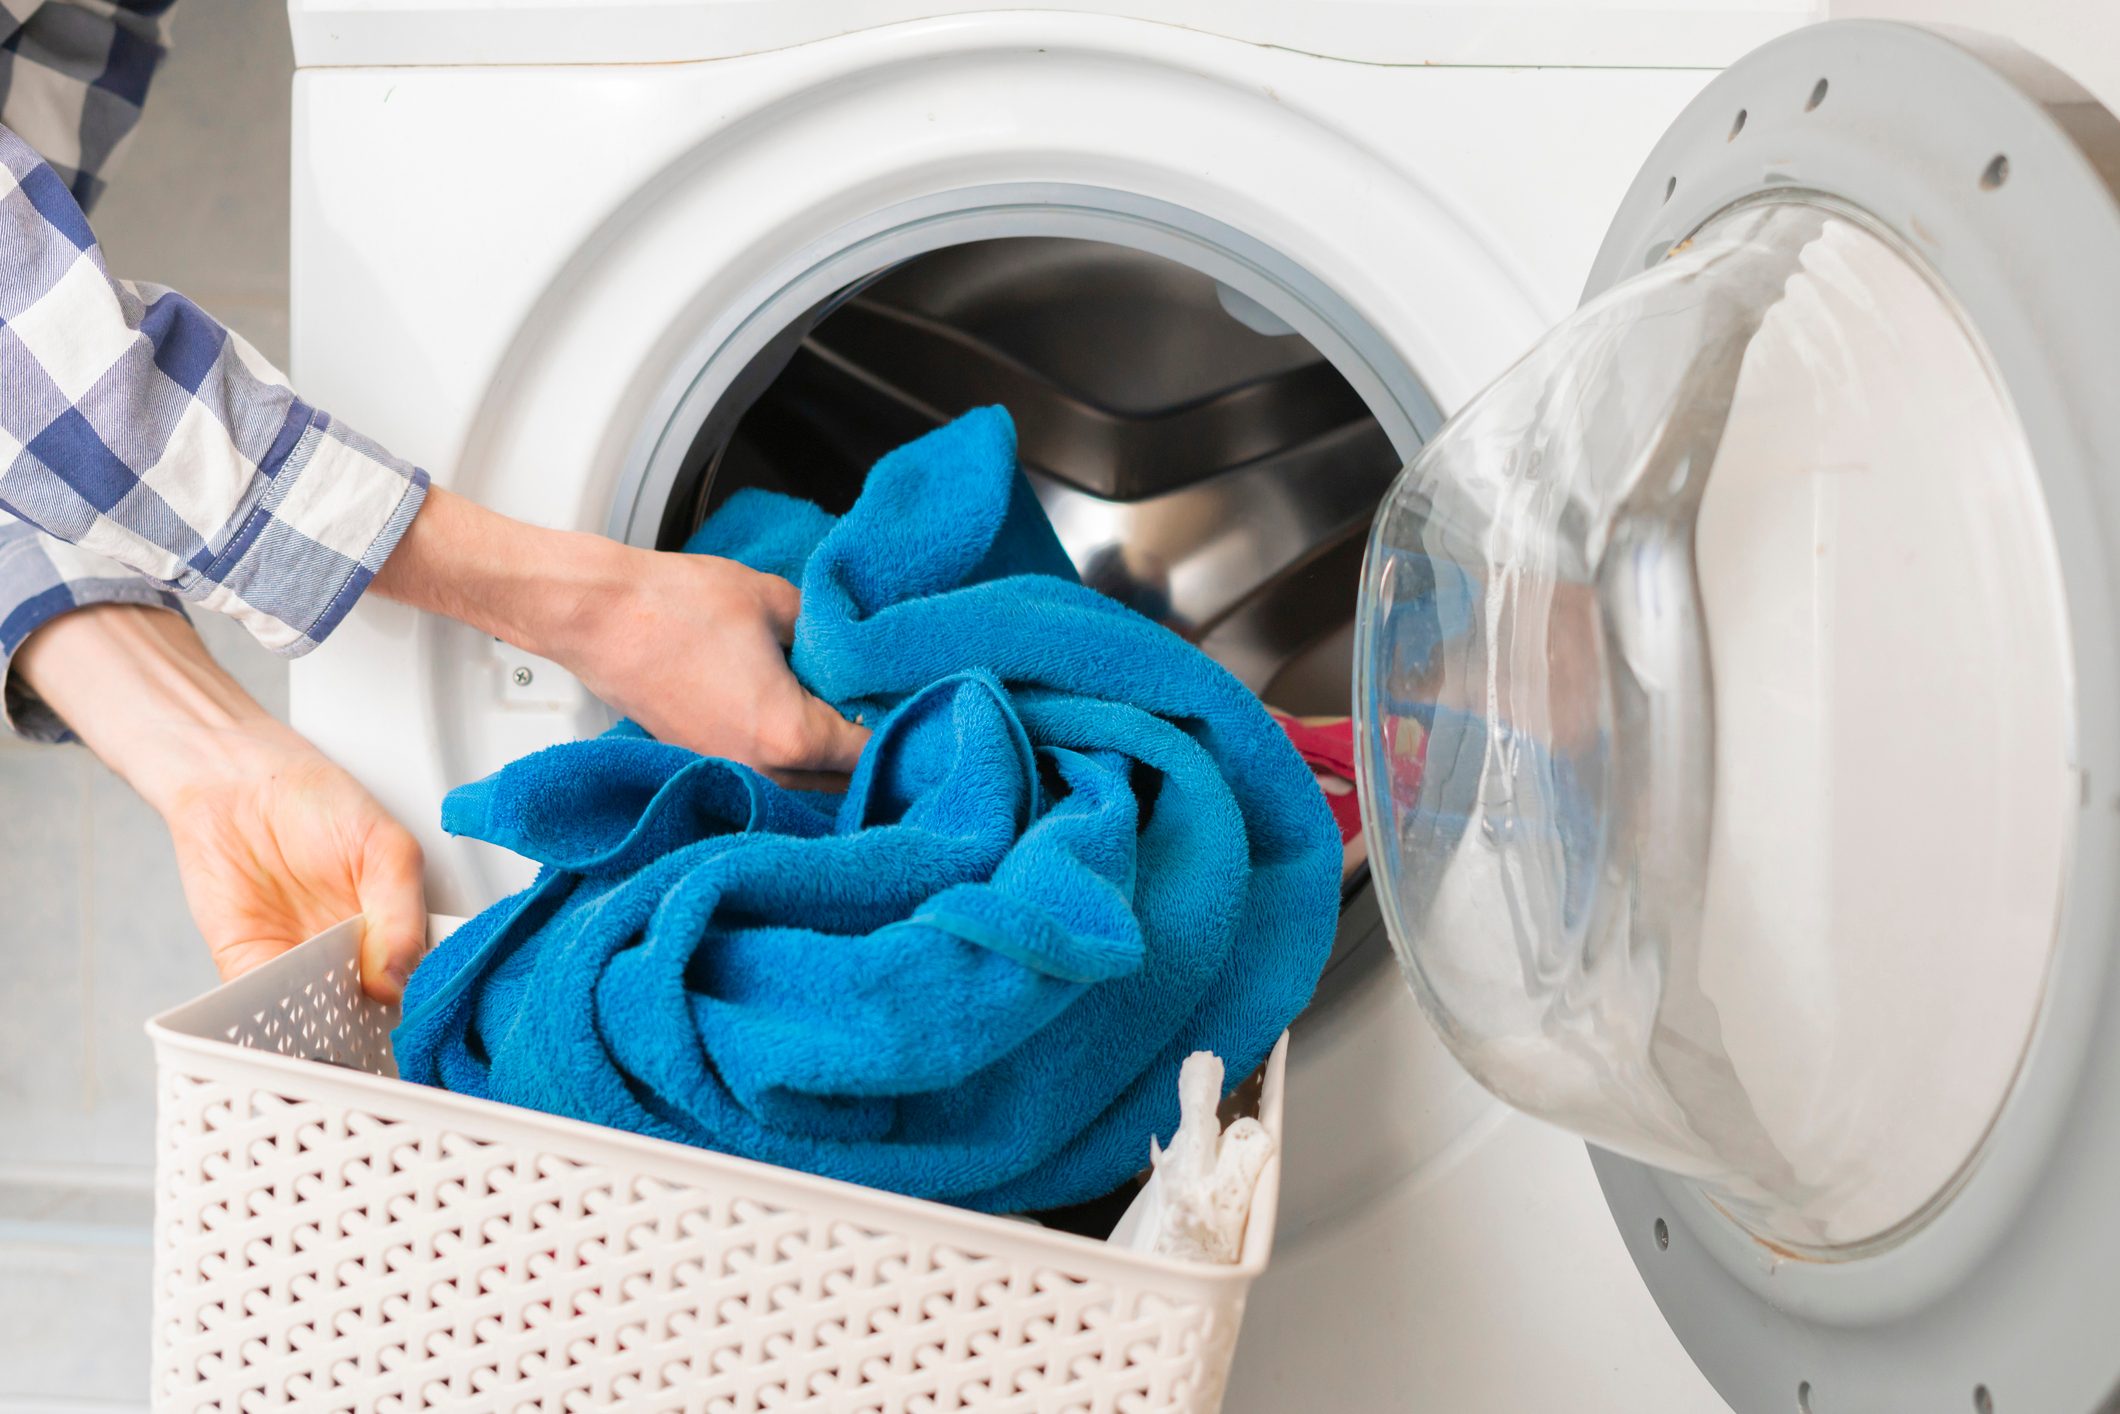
[367,486,867,774]
[368,486,619,663]
[13,604,281,814]
[14,602,431,999]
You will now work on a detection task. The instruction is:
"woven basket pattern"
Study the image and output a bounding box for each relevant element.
[149,924,1257,1413]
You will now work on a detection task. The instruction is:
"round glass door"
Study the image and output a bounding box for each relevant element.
[1354,196,2077,1255]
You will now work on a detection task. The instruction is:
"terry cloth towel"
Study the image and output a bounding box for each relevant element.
[393,406,1341,1213]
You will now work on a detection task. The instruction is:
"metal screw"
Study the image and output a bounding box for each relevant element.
[511,666,533,687]
[1654,1218,1669,1251]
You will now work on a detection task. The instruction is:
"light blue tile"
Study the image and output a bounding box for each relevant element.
[0,747,92,1168]
[85,763,219,1171]
[0,1231,151,1407]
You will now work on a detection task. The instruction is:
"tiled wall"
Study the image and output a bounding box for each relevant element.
[0,6,293,1408]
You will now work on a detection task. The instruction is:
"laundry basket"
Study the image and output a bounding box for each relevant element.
[145,918,1287,1413]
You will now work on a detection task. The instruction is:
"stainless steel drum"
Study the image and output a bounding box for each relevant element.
[660,237,1397,719]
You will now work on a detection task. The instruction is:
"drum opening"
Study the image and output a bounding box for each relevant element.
[658,236,1396,720]
[660,235,1404,991]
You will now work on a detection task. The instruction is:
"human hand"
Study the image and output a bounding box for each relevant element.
[152,720,427,996]
[372,487,869,777]
[547,546,869,776]
[13,606,425,1000]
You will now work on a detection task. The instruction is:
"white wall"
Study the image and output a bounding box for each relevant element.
[1832,0,2120,114]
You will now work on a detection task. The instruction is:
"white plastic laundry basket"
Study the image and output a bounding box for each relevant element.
[145,918,1286,1413]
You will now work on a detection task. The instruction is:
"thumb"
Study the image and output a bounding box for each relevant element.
[355,826,427,1004]
[790,691,871,776]
[752,571,803,647]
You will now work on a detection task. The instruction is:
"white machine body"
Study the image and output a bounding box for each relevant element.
[281,5,1895,1410]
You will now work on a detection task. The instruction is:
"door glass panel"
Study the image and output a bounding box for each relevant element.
[1354,198,2075,1254]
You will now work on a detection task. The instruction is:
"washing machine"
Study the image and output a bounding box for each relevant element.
[282,4,2120,1410]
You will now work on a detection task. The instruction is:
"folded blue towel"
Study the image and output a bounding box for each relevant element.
[393,407,1341,1212]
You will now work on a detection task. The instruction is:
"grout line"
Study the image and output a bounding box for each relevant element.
[0,1161,153,1191]
[0,1219,152,1249]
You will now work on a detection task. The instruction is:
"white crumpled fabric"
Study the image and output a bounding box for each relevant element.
[1110,1051,1276,1264]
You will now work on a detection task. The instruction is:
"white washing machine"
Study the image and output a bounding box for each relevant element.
[282,4,2120,1410]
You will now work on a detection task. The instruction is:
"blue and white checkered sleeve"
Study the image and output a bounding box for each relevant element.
[0,505,185,740]
[0,0,170,213]
[0,121,430,666]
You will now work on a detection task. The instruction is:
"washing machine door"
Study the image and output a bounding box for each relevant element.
[1352,20,2120,1413]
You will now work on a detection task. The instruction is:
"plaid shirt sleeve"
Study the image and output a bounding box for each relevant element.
[0,0,169,211]
[0,9,431,742]
[0,506,186,738]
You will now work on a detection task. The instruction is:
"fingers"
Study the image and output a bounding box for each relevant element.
[745,687,870,777]
[751,572,803,646]
[355,827,428,1004]
[735,568,866,775]
[787,692,872,775]
[750,579,868,774]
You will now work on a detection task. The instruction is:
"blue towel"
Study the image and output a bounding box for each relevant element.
[393,407,1341,1212]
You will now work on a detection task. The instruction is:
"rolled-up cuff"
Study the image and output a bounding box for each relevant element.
[181,410,430,658]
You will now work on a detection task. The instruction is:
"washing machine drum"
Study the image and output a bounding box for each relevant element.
[1351,21,2120,1414]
